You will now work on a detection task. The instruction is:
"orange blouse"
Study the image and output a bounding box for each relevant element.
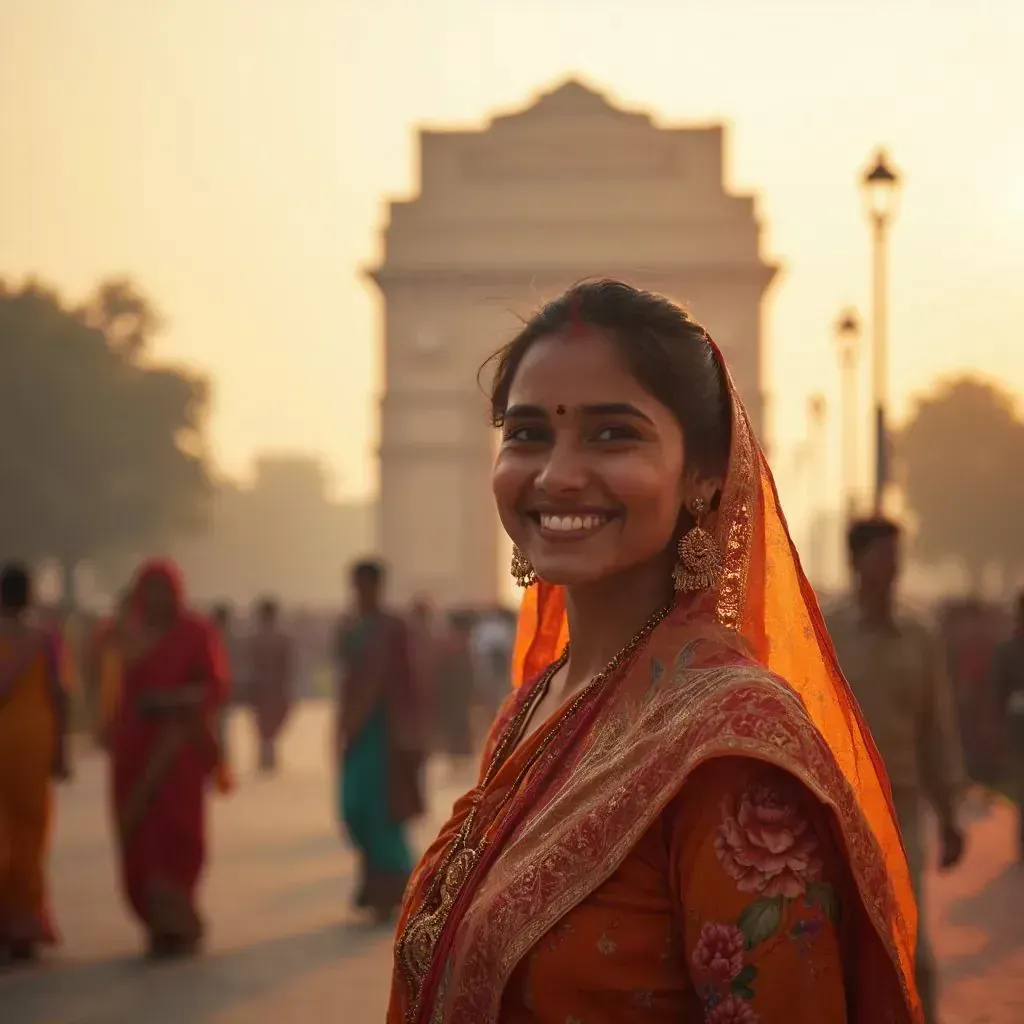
[500,758,856,1023]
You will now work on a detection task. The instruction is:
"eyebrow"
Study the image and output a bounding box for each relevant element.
[503,402,655,424]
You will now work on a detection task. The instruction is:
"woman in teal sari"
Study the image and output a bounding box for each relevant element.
[336,560,424,921]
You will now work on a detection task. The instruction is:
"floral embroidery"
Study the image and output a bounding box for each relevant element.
[692,922,745,983]
[705,993,760,1023]
[690,780,841,1022]
[595,933,617,956]
[714,780,823,898]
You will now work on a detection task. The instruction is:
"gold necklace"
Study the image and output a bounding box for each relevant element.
[397,601,673,1020]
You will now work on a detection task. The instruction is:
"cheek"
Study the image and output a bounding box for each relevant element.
[607,454,684,521]
[492,454,528,532]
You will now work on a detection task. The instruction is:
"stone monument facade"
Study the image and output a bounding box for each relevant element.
[368,80,778,607]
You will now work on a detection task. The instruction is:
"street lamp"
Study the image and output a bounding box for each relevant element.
[861,148,901,514]
[833,308,861,518]
[806,394,828,585]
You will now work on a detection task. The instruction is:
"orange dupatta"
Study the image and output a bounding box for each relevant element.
[510,341,917,1007]
[390,341,919,1023]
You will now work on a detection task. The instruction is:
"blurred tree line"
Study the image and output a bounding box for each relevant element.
[0,277,210,605]
[898,376,1024,595]
[3,273,1021,606]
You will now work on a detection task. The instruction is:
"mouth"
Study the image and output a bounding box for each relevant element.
[526,509,619,540]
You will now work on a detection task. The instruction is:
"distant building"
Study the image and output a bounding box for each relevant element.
[166,455,374,608]
[368,79,779,606]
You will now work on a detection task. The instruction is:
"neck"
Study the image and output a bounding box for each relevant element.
[560,554,674,692]
[855,582,892,625]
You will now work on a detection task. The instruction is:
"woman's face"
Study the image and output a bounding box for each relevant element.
[139,574,177,623]
[492,331,688,588]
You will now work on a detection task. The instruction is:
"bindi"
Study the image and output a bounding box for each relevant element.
[555,405,566,416]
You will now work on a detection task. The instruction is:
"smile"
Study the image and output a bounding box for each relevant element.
[528,511,617,538]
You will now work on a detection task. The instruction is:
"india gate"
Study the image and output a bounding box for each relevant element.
[368,80,778,607]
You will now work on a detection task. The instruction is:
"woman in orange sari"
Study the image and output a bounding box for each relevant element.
[0,562,68,961]
[388,281,921,1023]
[110,559,229,958]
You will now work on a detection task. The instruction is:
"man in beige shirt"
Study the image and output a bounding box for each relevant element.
[826,517,965,1024]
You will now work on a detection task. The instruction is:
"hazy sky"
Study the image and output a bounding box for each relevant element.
[3,0,1023,515]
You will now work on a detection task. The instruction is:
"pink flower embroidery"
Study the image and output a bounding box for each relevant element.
[692,921,746,983]
[714,781,823,898]
[705,993,760,1023]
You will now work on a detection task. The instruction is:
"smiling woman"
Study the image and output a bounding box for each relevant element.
[387,281,921,1024]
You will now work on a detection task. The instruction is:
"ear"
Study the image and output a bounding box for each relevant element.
[683,467,723,514]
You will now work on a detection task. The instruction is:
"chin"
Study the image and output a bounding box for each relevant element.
[532,561,612,588]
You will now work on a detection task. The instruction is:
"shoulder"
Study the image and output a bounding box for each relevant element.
[378,611,410,639]
[644,636,810,728]
[893,612,941,655]
[180,612,219,646]
[669,755,836,864]
[821,598,857,638]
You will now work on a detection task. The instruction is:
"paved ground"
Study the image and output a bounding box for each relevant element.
[1,703,1022,1023]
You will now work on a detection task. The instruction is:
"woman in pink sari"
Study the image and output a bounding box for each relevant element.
[110,559,230,957]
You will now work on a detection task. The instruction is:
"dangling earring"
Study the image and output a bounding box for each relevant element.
[673,496,723,593]
[511,545,537,588]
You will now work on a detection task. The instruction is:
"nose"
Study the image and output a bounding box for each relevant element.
[534,435,589,495]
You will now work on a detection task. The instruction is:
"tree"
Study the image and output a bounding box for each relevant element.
[898,376,1024,592]
[0,277,212,604]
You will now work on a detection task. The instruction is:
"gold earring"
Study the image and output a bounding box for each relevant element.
[673,496,723,593]
[511,545,537,588]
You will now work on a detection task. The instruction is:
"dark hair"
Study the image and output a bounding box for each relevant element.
[351,559,385,586]
[846,517,900,561]
[256,596,279,620]
[448,609,476,632]
[0,562,32,612]
[210,602,231,625]
[484,280,732,478]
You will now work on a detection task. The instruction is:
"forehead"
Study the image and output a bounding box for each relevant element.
[507,331,657,408]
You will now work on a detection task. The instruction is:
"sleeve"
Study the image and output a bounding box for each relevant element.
[667,758,849,1023]
[918,628,966,826]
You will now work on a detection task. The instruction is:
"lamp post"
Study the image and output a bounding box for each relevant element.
[834,308,861,518]
[861,148,901,515]
[806,394,828,585]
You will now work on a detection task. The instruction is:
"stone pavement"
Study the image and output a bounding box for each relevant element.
[1,704,1021,1023]
[928,791,1024,1024]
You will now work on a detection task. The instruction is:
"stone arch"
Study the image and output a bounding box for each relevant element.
[368,80,778,607]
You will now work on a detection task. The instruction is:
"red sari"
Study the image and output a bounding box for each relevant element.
[110,562,228,947]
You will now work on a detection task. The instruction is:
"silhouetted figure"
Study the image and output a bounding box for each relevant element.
[110,560,231,959]
[470,606,516,734]
[210,602,238,780]
[246,597,293,775]
[435,610,476,778]
[407,596,441,752]
[0,561,68,961]
[335,560,424,922]
[990,589,1024,860]
[827,518,966,1024]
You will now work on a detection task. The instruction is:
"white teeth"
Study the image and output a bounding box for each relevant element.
[539,513,608,533]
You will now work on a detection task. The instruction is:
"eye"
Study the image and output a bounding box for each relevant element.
[503,424,549,444]
[593,424,641,443]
